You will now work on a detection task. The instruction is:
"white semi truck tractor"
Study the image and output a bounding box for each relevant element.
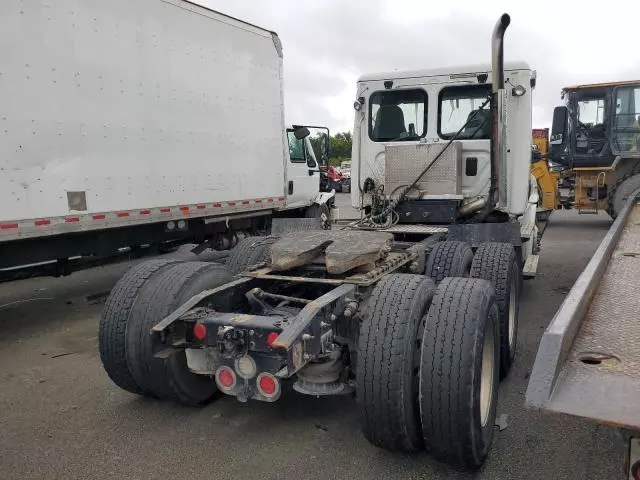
[99,8,542,468]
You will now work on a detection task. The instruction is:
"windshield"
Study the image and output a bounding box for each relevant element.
[439,85,491,139]
[369,89,427,142]
[613,86,640,153]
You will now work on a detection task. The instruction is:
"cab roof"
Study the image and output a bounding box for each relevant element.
[357,61,531,82]
[562,80,640,92]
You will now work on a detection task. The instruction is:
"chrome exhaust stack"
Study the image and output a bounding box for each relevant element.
[488,13,510,212]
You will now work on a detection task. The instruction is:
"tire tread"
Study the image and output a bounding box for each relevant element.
[357,274,435,451]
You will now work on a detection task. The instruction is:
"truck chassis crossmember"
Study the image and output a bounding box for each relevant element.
[152,278,356,402]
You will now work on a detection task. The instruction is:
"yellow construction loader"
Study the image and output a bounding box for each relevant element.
[532,81,640,218]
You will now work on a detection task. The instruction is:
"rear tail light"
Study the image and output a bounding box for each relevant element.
[256,373,279,398]
[193,323,207,341]
[215,366,237,391]
[266,332,278,346]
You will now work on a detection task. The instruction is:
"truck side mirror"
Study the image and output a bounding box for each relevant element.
[550,106,568,147]
[293,126,310,140]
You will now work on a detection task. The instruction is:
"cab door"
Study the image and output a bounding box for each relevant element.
[285,128,321,208]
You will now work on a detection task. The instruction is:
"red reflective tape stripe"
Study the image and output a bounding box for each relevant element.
[160,208,171,213]
[255,199,263,204]
[0,223,19,230]
[267,198,274,203]
[213,203,222,208]
[180,206,189,212]
[139,209,151,215]
[65,217,80,223]
[228,202,236,206]
[278,197,285,202]
[196,204,206,209]
[34,219,51,226]
[117,212,129,218]
[242,200,250,205]
[92,214,106,220]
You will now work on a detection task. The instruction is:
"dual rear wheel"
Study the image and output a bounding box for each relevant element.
[358,241,521,468]
[99,260,233,405]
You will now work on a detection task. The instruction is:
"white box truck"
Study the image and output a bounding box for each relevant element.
[0,0,332,279]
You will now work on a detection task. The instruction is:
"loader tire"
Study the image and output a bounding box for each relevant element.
[609,169,640,219]
[125,262,232,405]
[357,274,436,452]
[226,236,278,275]
[99,259,183,395]
[419,277,500,468]
[424,241,473,283]
[470,242,520,378]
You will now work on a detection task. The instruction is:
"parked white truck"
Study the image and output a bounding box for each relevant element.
[0,0,332,280]
[100,11,545,469]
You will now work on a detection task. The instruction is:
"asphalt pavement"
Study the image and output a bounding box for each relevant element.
[0,197,623,479]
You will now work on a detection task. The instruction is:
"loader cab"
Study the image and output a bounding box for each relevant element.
[351,62,534,221]
[549,81,640,168]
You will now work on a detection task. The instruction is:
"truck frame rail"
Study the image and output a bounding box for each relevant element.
[526,189,640,429]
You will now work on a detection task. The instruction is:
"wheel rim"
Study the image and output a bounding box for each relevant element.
[508,277,517,349]
[480,316,496,427]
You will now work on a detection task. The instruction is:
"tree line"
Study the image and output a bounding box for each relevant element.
[310,131,353,167]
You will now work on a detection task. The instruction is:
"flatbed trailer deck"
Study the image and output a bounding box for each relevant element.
[527,190,640,477]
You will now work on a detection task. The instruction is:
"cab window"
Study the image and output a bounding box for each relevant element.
[287,131,306,163]
[613,86,640,153]
[369,89,427,142]
[574,92,607,155]
[438,85,491,139]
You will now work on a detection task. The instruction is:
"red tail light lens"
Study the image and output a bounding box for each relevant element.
[266,332,278,345]
[216,366,236,390]
[257,373,278,397]
[193,323,207,341]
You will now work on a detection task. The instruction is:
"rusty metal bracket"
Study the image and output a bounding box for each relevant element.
[271,283,354,350]
[152,277,252,333]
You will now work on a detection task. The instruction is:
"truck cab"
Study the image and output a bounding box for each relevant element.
[351,62,535,223]
[284,126,327,209]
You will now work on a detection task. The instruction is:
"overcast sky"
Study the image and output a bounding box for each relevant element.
[198,0,639,134]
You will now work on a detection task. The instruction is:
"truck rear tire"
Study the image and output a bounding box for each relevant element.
[99,259,183,395]
[226,236,278,275]
[357,274,436,452]
[305,202,331,224]
[424,241,473,283]
[470,242,520,378]
[124,262,232,405]
[419,277,499,468]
